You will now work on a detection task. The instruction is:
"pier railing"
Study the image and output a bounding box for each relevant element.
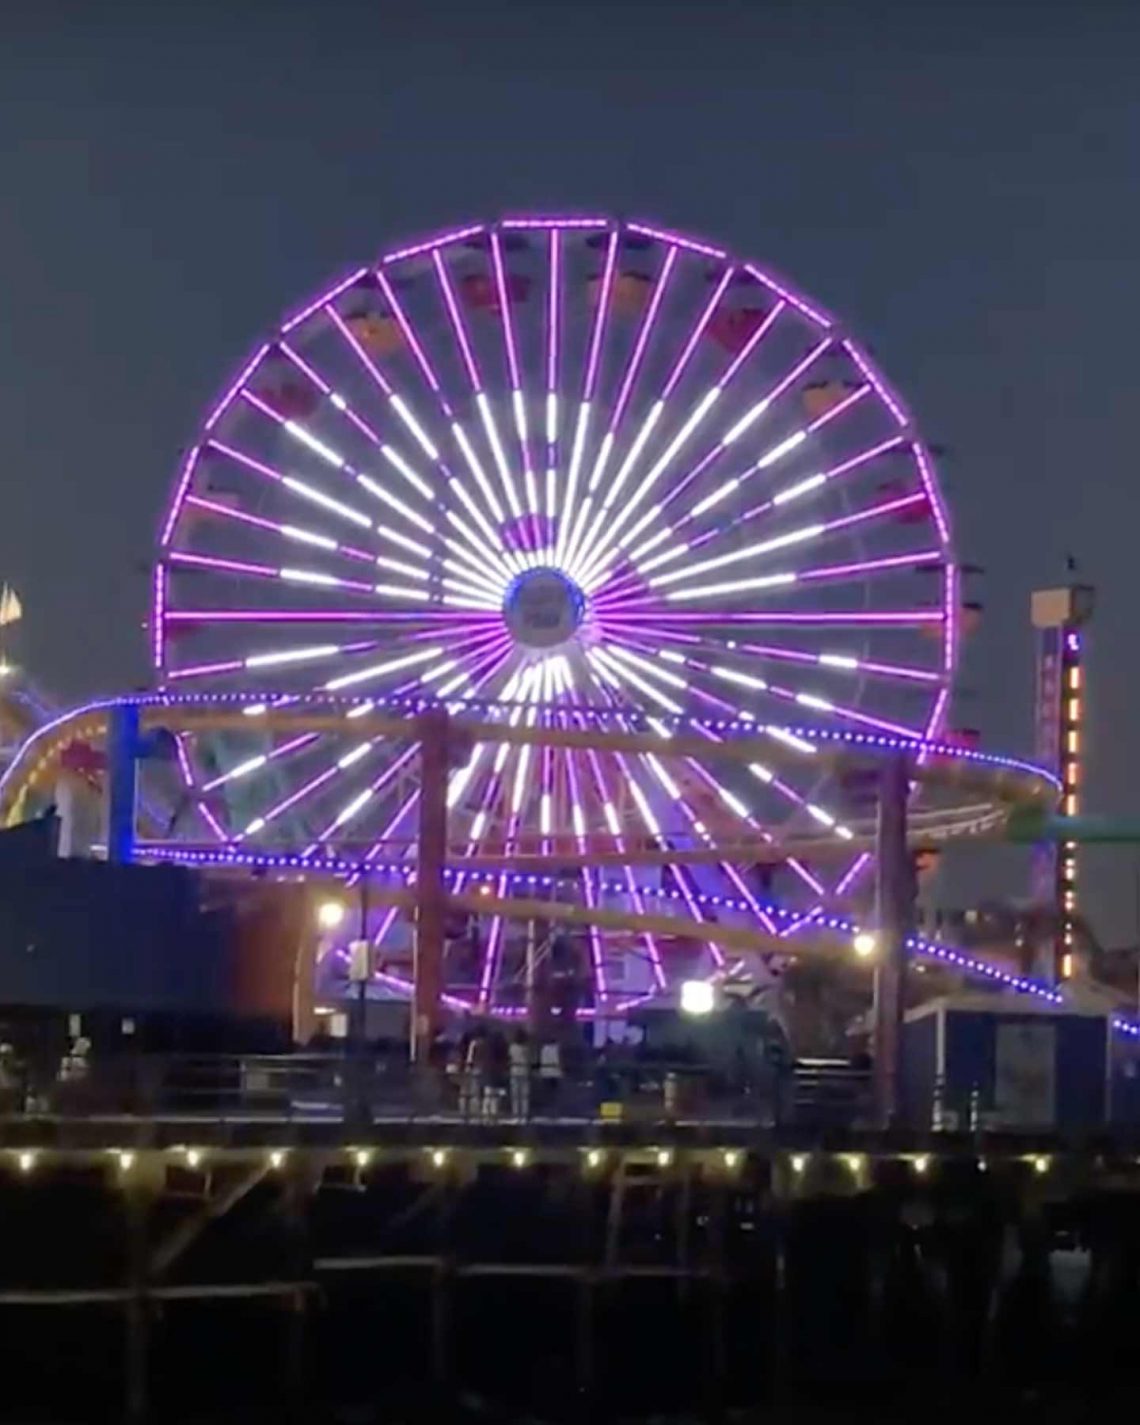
[0,1051,873,1131]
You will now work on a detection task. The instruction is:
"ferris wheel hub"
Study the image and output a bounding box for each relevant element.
[503,566,585,651]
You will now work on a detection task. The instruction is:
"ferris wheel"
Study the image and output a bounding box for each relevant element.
[154,214,957,1011]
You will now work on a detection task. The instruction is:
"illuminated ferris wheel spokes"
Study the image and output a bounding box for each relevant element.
[156,214,956,1010]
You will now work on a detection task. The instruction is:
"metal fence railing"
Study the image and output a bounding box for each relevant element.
[0,1052,875,1130]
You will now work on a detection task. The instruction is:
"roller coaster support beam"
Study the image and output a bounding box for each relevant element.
[872,753,914,1128]
[106,701,140,865]
[413,706,450,1065]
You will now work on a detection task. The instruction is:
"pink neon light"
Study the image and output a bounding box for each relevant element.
[169,550,279,579]
[281,267,368,334]
[373,271,445,397]
[627,222,728,260]
[202,733,318,792]
[382,224,485,264]
[804,382,870,433]
[152,564,167,670]
[660,268,735,400]
[501,216,610,229]
[432,250,481,390]
[206,440,284,485]
[744,263,832,329]
[821,490,927,536]
[165,608,489,624]
[161,445,201,547]
[489,232,523,390]
[167,658,246,681]
[911,440,952,546]
[203,342,271,432]
[609,246,678,430]
[582,231,619,399]
[546,229,560,395]
[842,338,907,426]
[600,609,942,626]
[798,548,942,583]
[325,306,395,397]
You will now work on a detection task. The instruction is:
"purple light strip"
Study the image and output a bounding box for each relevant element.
[174,733,227,843]
[280,267,369,334]
[595,609,946,632]
[501,215,610,230]
[167,658,246,682]
[805,382,870,434]
[381,224,485,265]
[608,246,678,432]
[562,732,608,1003]
[582,742,666,990]
[325,307,395,397]
[546,229,560,395]
[203,343,271,433]
[660,267,735,400]
[152,564,166,671]
[798,548,942,583]
[489,231,523,390]
[744,263,832,329]
[582,230,619,400]
[432,249,482,390]
[182,494,373,565]
[161,446,201,548]
[373,270,445,398]
[842,337,907,426]
[279,341,385,450]
[627,222,727,259]
[168,550,279,580]
[165,608,488,625]
[202,732,318,793]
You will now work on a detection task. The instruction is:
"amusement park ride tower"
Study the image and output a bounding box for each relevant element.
[1030,572,1094,980]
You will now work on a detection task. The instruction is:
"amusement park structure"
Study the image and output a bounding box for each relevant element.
[0,214,1135,1122]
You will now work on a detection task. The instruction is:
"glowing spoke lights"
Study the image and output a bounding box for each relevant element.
[144,213,956,1013]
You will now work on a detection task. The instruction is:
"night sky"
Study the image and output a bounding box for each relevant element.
[2,0,1138,938]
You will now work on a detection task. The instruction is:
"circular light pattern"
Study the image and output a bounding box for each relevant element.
[144,216,958,1013]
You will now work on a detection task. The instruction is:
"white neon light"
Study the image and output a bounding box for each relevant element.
[381,445,433,500]
[608,401,664,500]
[374,583,430,601]
[226,753,268,780]
[284,421,344,468]
[375,555,428,581]
[282,525,338,551]
[324,645,440,692]
[476,392,523,517]
[389,395,439,459]
[722,398,770,446]
[282,475,372,529]
[355,474,434,533]
[281,568,338,587]
[451,423,505,524]
[748,762,774,783]
[690,480,738,519]
[754,429,807,468]
[332,788,373,827]
[376,524,431,558]
[667,571,797,601]
[586,430,616,494]
[329,392,348,411]
[711,664,769,691]
[245,644,340,669]
[512,390,528,444]
[807,804,835,827]
[795,692,833,713]
[773,472,826,506]
[337,743,372,769]
[607,643,686,689]
[819,653,858,670]
[651,523,823,589]
[545,393,558,444]
[767,727,817,755]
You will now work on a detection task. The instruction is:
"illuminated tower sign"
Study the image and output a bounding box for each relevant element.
[1030,580,1094,979]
